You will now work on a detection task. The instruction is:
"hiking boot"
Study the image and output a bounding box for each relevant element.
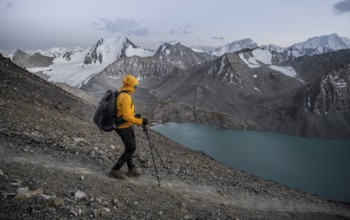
[109,169,127,180]
[127,167,142,177]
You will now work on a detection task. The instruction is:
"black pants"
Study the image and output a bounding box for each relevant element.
[113,126,136,170]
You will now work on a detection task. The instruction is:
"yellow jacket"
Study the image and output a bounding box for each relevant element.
[116,74,143,128]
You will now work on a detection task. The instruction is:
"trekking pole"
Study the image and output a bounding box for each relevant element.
[142,124,185,182]
[143,124,161,187]
[148,138,170,171]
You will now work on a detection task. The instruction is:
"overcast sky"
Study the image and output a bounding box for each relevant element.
[1,0,350,51]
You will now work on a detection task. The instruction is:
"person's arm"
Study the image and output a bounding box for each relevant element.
[120,95,143,125]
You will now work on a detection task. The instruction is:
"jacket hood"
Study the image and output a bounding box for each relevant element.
[120,74,139,94]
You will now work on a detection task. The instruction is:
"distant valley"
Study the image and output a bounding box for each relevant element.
[3,33,350,138]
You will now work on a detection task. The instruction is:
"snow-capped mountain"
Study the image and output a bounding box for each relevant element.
[211,38,258,56]
[32,47,84,58]
[153,42,215,69]
[226,34,350,66]
[82,42,216,97]
[6,47,83,62]
[0,49,10,57]
[191,34,350,60]
[260,44,285,53]
[12,49,54,68]
[8,33,350,89]
[284,34,350,57]
[23,36,155,88]
[83,37,154,65]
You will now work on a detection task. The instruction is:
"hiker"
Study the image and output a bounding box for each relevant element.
[109,74,148,179]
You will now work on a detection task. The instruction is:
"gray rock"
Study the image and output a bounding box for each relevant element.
[68,189,86,200]
[112,198,123,207]
[48,197,65,207]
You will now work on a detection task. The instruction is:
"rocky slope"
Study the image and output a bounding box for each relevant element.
[81,55,180,98]
[1,55,350,219]
[54,82,98,106]
[153,42,215,69]
[81,42,215,98]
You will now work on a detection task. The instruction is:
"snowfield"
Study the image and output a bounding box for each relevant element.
[239,48,300,79]
[27,37,154,88]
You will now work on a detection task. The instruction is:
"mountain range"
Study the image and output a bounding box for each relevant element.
[3,33,350,138]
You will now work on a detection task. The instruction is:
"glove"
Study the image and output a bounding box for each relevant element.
[142,118,148,125]
[135,114,141,118]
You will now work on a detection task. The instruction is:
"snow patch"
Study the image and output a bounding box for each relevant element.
[336,82,347,88]
[125,45,155,57]
[269,65,297,78]
[219,57,225,73]
[254,87,262,93]
[239,49,272,68]
[236,48,303,81]
[191,48,203,53]
[252,49,272,65]
[307,95,312,109]
[165,49,170,56]
[27,67,52,72]
[239,53,260,68]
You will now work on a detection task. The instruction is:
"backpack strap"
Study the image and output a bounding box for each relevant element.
[115,90,131,126]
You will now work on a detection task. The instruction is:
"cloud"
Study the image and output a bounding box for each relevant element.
[0,1,13,12]
[333,0,350,14]
[180,24,191,34]
[192,38,202,42]
[91,18,149,36]
[211,36,225,40]
[159,40,183,44]
[169,24,192,35]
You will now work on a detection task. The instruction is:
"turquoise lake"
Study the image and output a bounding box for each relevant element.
[151,122,350,203]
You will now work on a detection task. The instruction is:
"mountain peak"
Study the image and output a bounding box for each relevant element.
[157,42,184,51]
[155,42,189,57]
[153,42,214,69]
[288,33,350,57]
[83,36,129,65]
[212,38,258,56]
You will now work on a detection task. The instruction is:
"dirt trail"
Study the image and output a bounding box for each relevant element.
[2,147,350,219]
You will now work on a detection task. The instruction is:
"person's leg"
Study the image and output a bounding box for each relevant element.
[113,127,136,170]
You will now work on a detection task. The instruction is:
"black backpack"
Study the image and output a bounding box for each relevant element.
[93,90,127,132]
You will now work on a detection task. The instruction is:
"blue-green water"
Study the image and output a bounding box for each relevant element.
[151,122,350,203]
